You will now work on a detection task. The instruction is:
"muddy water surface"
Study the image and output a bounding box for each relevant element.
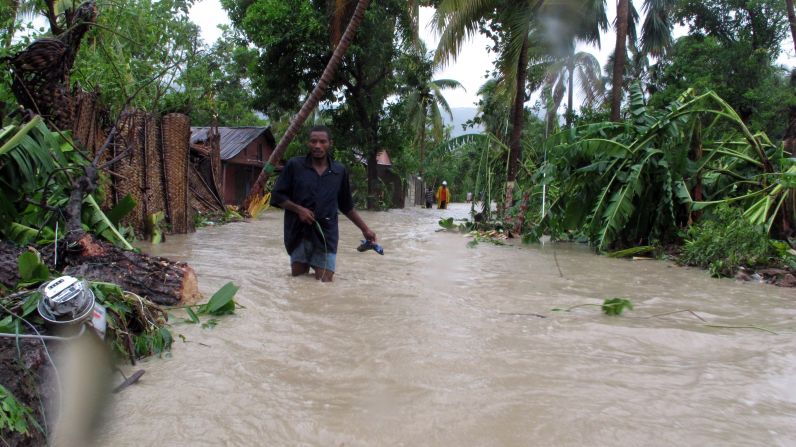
[97,203,796,446]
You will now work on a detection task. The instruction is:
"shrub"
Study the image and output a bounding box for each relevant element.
[679,205,773,277]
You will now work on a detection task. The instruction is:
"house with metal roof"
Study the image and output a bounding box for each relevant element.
[190,127,276,205]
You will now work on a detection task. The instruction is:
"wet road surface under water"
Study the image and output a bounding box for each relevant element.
[97,203,796,446]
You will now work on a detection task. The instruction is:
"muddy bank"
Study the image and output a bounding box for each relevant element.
[0,338,50,446]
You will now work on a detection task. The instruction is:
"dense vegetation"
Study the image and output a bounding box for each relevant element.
[1,0,795,257]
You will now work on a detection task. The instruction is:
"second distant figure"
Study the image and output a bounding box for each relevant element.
[424,186,434,209]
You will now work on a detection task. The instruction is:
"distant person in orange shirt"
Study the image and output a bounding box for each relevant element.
[436,181,451,209]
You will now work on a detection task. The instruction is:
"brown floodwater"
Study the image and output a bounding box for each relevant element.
[95,203,796,446]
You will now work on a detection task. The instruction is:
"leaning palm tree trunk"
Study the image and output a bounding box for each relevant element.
[243,0,371,215]
[787,0,796,56]
[610,0,629,121]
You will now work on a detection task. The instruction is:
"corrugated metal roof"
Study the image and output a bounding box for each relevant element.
[354,150,393,166]
[190,127,275,160]
[376,150,392,166]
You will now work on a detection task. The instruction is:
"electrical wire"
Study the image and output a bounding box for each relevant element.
[0,325,85,341]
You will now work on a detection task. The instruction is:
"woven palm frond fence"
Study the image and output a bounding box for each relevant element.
[161,113,192,234]
[73,94,197,237]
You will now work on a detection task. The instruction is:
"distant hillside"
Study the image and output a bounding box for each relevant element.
[445,107,483,138]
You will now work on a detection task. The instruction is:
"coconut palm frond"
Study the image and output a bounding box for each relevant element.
[641,0,675,57]
[428,100,445,141]
[433,0,497,66]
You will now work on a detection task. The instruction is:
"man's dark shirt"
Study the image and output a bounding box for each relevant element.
[270,154,354,254]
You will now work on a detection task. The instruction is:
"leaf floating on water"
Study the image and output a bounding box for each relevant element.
[601,298,634,316]
[197,282,239,316]
[438,217,455,229]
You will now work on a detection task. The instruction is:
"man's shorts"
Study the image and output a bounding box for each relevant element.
[290,238,336,272]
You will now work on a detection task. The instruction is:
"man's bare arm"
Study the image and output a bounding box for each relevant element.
[344,209,376,242]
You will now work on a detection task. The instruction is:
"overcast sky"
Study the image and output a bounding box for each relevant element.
[189,1,796,111]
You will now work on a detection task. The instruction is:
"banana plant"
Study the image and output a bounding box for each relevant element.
[535,83,788,251]
[0,115,133,248]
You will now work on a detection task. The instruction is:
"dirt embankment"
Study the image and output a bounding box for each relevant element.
[0,338,52,446]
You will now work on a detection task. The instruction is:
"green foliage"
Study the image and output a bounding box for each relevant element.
[196,282,238,316]
[466,231,506,248]
[0,385,41,437]
[224,0,418,207]
[427,130,529,215]
[679,205,774,277]
[72,0,203,114]
[82,195,134,250]
[438,217,455,230]
[601,298,634,316]
[90,282,172,359]
[0,117,132,248]
[0,292,39,334]
[532,84,787,254]
[147,211,165,244]
[605,245,657,258]
[224,0,329,117]
[653,0,794,137]
[170,26,265,126]
[181,282,239,327]
[105,194,136,227]
[193,209,243,228]
[132,326,173,358]
[552,297,634,315]
[16,251,50,287]
[771,240,796,270]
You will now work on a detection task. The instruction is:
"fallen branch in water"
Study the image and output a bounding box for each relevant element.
[636,309,708,323]
[550,299,778,334]
[704,324,778,335]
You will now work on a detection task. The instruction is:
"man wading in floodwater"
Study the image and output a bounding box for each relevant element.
[271,125,377,282]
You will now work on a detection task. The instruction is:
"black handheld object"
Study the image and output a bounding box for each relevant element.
[357,240,384,255]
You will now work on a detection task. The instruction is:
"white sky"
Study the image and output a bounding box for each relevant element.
[189,1,796,111]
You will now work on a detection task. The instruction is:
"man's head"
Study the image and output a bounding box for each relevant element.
[442,181,447,187]
[308,125,332,159]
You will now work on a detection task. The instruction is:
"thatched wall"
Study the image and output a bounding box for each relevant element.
[70,94,197,237]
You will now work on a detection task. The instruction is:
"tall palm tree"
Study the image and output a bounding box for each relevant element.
[787,0,796,56]
[243,0,371,213]
[529,0,606,128]
[610,0,629,121]
[610,0,674,121]
[541,50,604,129]
[406,77,463,175]
[434,0,540,216]
[473,78,512,140]
[435,0,607,219]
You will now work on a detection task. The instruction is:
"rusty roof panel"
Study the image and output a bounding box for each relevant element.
[190,127,275,160]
